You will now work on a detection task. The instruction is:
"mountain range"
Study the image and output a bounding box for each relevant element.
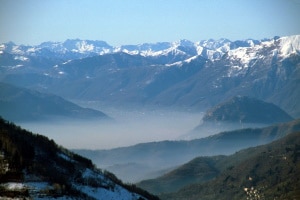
[1,35,300,117]
[1,34,300,199]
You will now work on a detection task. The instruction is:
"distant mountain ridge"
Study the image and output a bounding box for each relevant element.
[1,35,298,63]
[1,35,300,116]
[0,82,110,122]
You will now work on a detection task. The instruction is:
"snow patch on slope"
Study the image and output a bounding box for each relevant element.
[77,184,142,200]
[73,41,95,53]
[74,169,143,200]
[228,47,257,68]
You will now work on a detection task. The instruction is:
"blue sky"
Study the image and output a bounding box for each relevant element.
[1,0,300,46]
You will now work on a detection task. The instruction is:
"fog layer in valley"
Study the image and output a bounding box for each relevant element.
[19,102,204,150]
[19,101,277,183]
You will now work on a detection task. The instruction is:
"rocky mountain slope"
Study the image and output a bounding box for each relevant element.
[1,35,299,117]
[0,82,110,122]
[0,117,158,199]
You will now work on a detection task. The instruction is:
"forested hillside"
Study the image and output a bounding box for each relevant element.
[149,132,300,200]
[0,117,158,199]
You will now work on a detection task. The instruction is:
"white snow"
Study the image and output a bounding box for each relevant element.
[81,168,106,182]
[279,35,300,57]
[227,65,244,77]
[62,60,72,65]
[11,64,24,69]
[133,43,188,57]
[12,46,23,54]
[272,49,278,57]
[76,184,142,200]
[58,153,74,162]
[1,182,25,190]
[166,55,198,67]
[99,48,112,55]
[195,45,204,55]
[1,35,299,62]
[165,61,183,67]
[75,41,95,53]
[0,170,144,199]
[27,47,38,53]
[14,55,29,61]
[122,49,139,55]
[75,169,143,200]
[113,47,122,53]
[185,55,198,63]
[229,47,251,64]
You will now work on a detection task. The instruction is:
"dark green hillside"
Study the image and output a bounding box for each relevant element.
[159,132,300,200]
[138,156,225,194]
[0,117,158,199]
[203,96,293,124]
[0,82,109,122]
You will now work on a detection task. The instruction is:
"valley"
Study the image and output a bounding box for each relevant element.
[19,105,203,149]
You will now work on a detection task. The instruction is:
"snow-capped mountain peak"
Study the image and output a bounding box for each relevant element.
[1,35,299,63]
[279,35,300,57]
[172,39,195,47]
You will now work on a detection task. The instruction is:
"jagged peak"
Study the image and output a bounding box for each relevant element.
[172,39,195,47]
[1,35,299,61]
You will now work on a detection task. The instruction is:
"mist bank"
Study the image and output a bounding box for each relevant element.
[19,105,203,150]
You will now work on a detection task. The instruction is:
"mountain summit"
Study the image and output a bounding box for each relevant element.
[185,96,294,140]
[203,96,293,124]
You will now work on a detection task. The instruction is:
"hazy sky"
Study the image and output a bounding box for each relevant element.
[1,0,300,46]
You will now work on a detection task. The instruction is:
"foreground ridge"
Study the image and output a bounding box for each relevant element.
[0,117,159,200]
